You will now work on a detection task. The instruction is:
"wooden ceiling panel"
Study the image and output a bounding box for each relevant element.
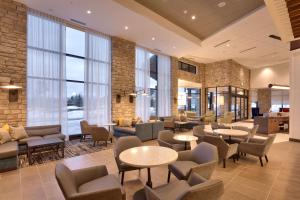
[286,0,300,38]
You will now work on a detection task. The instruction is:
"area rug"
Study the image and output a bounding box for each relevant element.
[19,139,113,168]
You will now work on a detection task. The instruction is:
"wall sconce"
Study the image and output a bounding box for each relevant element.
[0,80,22,102]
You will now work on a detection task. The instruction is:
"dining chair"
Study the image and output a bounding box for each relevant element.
[135,172,224,200]
[114,136,143,185]
[157,130,190,151]
[55,163,125,200]
[168,142,218,182]
[203,135,238,168]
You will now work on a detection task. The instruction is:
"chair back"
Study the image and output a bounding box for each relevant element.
[246,124,259,142]
[222,112,233,124]
[203,135,229,162]
[114,136,142,169]
[80,120,90,135]
[263,134,276,155]
[211,122,219,130]
[55,163,77,199]
[89,126,110,141]
[232,125,250,132]
[157,130,176,145]
[191,142,218,164]
[193,125,206,143]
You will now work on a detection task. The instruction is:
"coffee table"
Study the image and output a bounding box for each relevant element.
[27,138,64,165]
[173,135,198,150]
[119,146,178,188]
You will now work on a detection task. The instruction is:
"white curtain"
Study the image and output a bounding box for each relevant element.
[135,47,150,122]
[85,33,111,125]
[27,11,67,134]
[157,55,171,116]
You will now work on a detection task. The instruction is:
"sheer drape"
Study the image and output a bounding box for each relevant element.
[157,55,171,116]
[85,34,111,125]
[135,47,150,122]
[27,12,67,133]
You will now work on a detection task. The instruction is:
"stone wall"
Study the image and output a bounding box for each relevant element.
[0,0,27,126]
[111,37,136,120]
[257,88,271,114]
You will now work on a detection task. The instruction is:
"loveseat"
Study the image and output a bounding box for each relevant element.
[114,122,164,141]
[0,124,65,172]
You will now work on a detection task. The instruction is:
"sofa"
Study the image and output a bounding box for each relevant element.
[0,124,65,172]
[113,122,164,141]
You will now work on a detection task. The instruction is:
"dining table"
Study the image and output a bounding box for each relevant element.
[214,128,249,143]
[173,134,198,150]
[119,146,178,188]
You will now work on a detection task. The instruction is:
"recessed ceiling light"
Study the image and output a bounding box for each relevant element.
[151,37,155,41]
[218,2,226,8]
[226,43,230,47]
[183,10,188,14]
[124,26,129,30]
[191,15,196,20]
[86,10,92,14]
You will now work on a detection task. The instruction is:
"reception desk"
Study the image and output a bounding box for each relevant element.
[254,116,289,134]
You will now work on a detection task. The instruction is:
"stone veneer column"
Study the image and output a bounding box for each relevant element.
[170,57,178,116]
[111,37,135,120]
[257,88,271,114]
[0,0,27,126]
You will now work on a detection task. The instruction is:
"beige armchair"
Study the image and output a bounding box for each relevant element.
[157,130,191,151]
[168,142,218,182]
[55,163,125,200]
[238,134,276,167]
[201,111,215,123]
[230,125,259,144]
[203,135,238,168]
[218,112,233,124]
[142,172,224,200]
[193,125,208,144]
[80,120,97,141]
[163,117,175,132]
[89,126,113,147]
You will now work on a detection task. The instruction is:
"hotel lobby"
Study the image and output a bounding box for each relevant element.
[1,0,300,199]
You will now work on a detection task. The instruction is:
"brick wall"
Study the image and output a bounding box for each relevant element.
[0,0,27,126]
[111,37,136,120]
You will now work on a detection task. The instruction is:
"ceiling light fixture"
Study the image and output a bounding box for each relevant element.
[268,84,290,90]
[218,2,226,8]
[191,15,196,20]
[124,26,129,30]
[86,10,92,14]
[151,37,155,41]
[183,10,188,14]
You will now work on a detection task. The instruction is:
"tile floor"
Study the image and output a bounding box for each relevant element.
[0,127,298,200]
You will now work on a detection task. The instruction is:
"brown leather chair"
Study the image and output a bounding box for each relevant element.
[55,163,125,200]
[89,126,113,147]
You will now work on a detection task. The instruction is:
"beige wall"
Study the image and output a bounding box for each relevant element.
[250,62,289,89]
[0,0,27,126]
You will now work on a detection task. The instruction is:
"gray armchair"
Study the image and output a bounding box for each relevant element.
[157,130,191,151]
[192,125,207,144]
[230,125,259,144]
[89,126,113,147]
[55,163,125,200]
[238,134,276,167]
[143,172,224,200]
[203,135,238,168]
[168,142,218,182]
[114,136,143,184]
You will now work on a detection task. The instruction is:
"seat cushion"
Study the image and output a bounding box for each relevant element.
[0,141,18,159]
[154,180,190,199]
[18,136,43,145]
[78,174,124,195]
[169,161,198,180]
[114,127,136,134]
[43,134,65,140]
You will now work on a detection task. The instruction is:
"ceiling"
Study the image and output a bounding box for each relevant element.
[134,0,265,40]
[17,0,290,69]
[286,0,300,38]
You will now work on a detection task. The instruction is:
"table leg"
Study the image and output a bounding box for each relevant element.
[28,148,32,165]
[184,142,187,150]
[146,168,152,188]
[229,135,232,143]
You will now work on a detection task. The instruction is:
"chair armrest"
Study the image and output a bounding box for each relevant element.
[144,186,161,200]
[69,188,123,200]
[177,150,193,161]
[226,143,238,158]
[248,137,266,144]
[73,165,108,186]
[187,172,207,186]
[157,139,173,149]
[238,142,265,156]
[191,161,217,179]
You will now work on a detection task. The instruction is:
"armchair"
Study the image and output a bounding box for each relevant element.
[218,112,233,124]
[80,120,97,141]
[55,163,125,200]
[89,126,113,147]
[143,172,224,200]
[163,117,176,132]
[192,125,206,144]
[201,111,215,123]
[168,142,218,182]
[238,134,276,166]
[157,130,191,151]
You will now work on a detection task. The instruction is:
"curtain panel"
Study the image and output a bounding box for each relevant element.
[158,55,171,117]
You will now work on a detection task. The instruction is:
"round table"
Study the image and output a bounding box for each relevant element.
[214,129,248,143]
[103,123,116,132]
[173,135,198,150]
[119,146,178,188]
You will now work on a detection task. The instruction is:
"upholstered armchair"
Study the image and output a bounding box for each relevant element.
[80,120,97,141]
[89,126,113,147]
[238,134,276,167]
[157,130,191,151]
[193,125,207,144]
[142,172,224,200]
[168,142,218,182]
[163,117,176,132]
[230,125,259,144]
[203,135,238,168]
[201,111,215,123]
[218,112,233,124]
[55,163,125,200]
[114,136,143,185]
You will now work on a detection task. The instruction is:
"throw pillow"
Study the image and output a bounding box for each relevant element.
[122,118,132,127]
[0,128,12,144]
[2,123,10,132]
[10,126,28,141]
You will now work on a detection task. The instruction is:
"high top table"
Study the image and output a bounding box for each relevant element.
[214,129,248,143]
[119,146,178,188]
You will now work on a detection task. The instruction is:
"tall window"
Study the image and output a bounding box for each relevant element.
[27,11,111,135]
